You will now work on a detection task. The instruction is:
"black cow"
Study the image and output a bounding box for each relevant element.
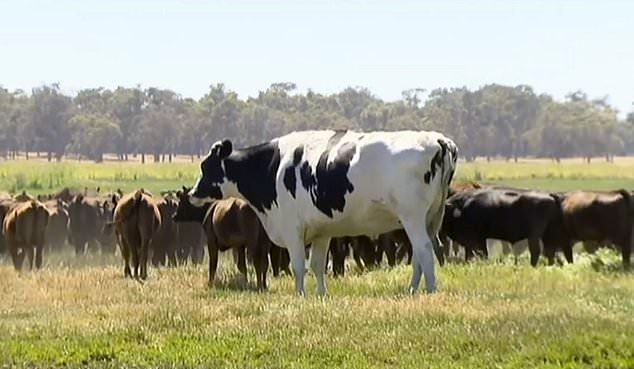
[441,187,566,266]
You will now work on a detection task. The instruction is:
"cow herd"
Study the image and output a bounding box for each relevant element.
[1,129,632,297]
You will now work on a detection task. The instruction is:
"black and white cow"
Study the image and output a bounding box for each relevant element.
[189,130,458,295]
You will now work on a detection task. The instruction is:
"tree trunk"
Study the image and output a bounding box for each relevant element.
[514,155,518,163]
[153,154,160,163]
[141,153,145,164]
[169,153,172,163]
[25,151,29,160]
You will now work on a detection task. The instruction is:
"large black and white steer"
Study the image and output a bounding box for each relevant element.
[189,129,458,295]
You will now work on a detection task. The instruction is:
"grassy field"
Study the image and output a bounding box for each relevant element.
[1,250,633,369]
[1,157,633,368]
[3,156,634,195]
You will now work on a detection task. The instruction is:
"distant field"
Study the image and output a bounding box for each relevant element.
[2,156,634,195]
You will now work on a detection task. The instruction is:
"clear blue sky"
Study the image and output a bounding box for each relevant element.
[1,0,632,116]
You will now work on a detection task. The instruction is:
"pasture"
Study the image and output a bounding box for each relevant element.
[1,156,634,368]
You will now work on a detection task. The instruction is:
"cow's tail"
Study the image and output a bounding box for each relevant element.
[437,138,459,192]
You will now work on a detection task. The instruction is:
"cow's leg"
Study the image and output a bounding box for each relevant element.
[512,240,528,264]
[191,241,204,265]
[400,215,436,294]
[283,236,307,296]
[167,240,178,268]
[331,241,347,277]
[9,242,23,271]
[207,234,218,287]
[25,245,35,271]
[281,249,292,276]
[118,236,132,278]
[501,241,513,256]
[464,244,475,261]
[74,237,85,255]
[352,243,364,270]
[139,237,150,280]
[269,245,281,277]
[235,247,248,285]
[381,236,397,267]
[621,231,632,270]
[130,240,140,279]
[427,206,446,267]
[151,240,165,267]
[562,241,574,264]
[254,240,270,291]
[310,237,330,296]
[34,243,44,269]
[528,238,541,267]
[452,240,461,258]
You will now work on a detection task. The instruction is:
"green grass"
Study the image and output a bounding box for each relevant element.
[3,156,634,196]
[0,160,199,195]
[0,250,632,369]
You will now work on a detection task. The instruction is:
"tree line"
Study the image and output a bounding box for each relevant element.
[1,82,633,163]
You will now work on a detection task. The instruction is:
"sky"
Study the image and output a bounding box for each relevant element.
[0,0,632,116]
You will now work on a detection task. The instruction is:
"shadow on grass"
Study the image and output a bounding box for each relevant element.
[211,273,263,292]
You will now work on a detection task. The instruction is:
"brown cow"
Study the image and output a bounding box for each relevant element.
[68,194,106,254]
[110,189,162,279]
[3,200,50,271]
[173,187,271,290]
[176,222,205,265]
[0,198,15,254]
[152,195,179,267]
[269,243,291,277]
[42,199,69,251]
[552,190,633,269]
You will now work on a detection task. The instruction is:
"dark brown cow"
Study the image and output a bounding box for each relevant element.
[176,222,205,265]
[0,198,14,254]
[152,195,179,267]
[554,190,633,269]
[328,237,349,277]
[442,187,565,266]
[378,229,413,266]
[173,187,271,290]
[42,199,69,251]
[110,189,162,279]
[68,194,106,254]
[269,243,291,277]
[96,193,120,254]
[3,200,50,271]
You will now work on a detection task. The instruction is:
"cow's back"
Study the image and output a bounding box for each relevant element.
[274,130,455,240]
[562,191,632,242]
[446,189,558,244]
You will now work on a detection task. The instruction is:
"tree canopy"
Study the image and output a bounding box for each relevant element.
[0,83,631,162]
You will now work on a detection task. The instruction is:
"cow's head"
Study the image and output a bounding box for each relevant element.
[174,186,210,223]
[189,139,232,206]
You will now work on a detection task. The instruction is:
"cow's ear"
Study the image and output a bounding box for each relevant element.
[218,139,232,159]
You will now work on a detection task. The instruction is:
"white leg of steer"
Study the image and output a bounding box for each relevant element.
[401,215,437,293]
[310,237,331,296]
[285,238,307,296]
